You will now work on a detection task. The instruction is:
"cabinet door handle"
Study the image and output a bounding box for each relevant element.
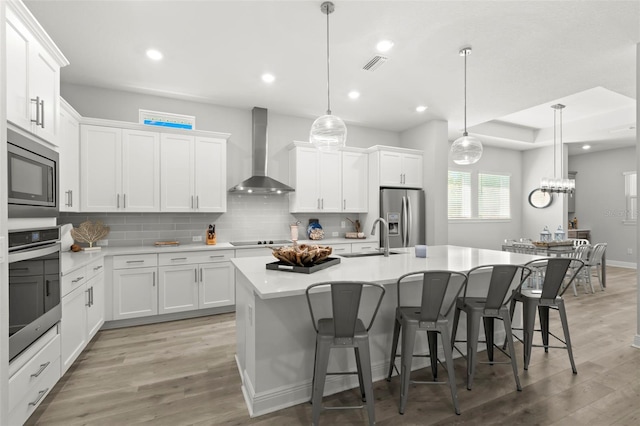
[171,257,187,261]
[321,198,324,209]
[196,196,199,209]
[195,269,198,282]
[86,288,91,307]
[65,190,70,207]
[343,199,346,210]
[317,198,320,210]
[117,193,120,208]
[90,286,94,306]
[191,196,194,209]
[40,99,45,128]
[123,193,126,209]
[69,190,73,207]
[28,388,49,407]
[45,279,50,297]
[152,271,156,287]
[30,362,50,378]
[30,96,41,125]
[199,268,203,282]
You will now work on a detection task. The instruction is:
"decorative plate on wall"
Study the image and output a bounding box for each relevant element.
[528,188,553,209]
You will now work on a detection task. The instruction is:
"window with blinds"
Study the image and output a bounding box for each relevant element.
[448,170,511,220]
[478,173,511,219]
[448,171,471,219]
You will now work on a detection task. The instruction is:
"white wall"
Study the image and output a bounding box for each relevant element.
[569,147,636,265]
[447,145,524,250]
[521,145,565,240]
[400,120,449,245]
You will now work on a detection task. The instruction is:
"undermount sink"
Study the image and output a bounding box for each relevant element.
[339,250,402,258]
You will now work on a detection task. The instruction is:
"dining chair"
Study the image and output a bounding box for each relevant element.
[306,281,385,426]
[567,244,593,295]
[584,243,607,291]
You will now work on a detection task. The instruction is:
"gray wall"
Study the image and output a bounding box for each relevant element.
[60,83,400,246]
[569,146,637,265]
[447,145,524,250]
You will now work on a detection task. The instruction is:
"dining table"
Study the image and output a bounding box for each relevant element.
[501,242,606,288]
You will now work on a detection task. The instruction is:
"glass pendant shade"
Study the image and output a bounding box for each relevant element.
[451,133,483,165]
[310,113,347,151]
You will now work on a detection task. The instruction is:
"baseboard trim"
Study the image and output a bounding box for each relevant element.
[606,260,636,269]
[632,335,640,349]
[102,306,235,329]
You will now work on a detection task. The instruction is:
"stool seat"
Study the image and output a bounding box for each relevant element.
[317,318,367,342]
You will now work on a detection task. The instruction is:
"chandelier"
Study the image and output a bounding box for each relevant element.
[309,1,347,151]
[540,104,575,195]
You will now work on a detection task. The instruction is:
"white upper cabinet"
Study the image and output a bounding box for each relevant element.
[80,125,160,212]
[376,147,423,188]
[289,145,341,213]
[341,150,368,212]
[58,99,81,212]
[160,134,227,212]
[289,144,368,213]
[5,1,68,145]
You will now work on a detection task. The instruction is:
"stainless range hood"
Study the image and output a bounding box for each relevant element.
[228,107,294,194]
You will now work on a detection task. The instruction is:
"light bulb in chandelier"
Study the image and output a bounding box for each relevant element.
[451,132,483,165]
[310,113,347,151]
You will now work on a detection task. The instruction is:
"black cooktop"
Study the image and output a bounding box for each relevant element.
[229,240,291,247]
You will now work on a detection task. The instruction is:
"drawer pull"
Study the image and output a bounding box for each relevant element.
[93,265,103,271]
[30,362,50,378]
[126,260,145,264]
[72,276,85,283]
[28,388,49,407]
[209,255,225,259]
[171,257,187,261]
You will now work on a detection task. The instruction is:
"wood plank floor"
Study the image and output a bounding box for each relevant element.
[28,266,640,425]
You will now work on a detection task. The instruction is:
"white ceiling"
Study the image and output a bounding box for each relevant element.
[24,0,640,155]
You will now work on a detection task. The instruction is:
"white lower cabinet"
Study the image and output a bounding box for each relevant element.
[326,243,352,255]
[351,241,379,252]
[158,250,235,313]
[60,258,105,374]
[8,328,61,426]
[112,253,159,320]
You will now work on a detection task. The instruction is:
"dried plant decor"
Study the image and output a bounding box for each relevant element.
[70,220,110,249]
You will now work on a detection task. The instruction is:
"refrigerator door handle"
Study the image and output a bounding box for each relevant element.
[406,195,413,247]
[401,196,408,247]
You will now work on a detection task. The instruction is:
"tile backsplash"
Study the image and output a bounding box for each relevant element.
[60,194,361,247]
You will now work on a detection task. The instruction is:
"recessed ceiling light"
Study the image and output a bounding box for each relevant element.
[376,40,394,52]
[416,105,427,112]
[261,73,275,83]
[348,91,360,100]
[146,49,163,61]
[582,144,591,150]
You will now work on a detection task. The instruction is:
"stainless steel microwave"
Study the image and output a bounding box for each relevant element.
[7,128,59,218]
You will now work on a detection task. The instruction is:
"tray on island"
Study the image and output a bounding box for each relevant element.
[532,240,574,248]
[266,257,341,274]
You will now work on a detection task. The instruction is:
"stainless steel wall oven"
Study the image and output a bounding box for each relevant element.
[8,226,61,361]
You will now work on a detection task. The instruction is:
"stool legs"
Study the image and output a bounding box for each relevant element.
[387,316,401,381]
[465,310,482,391]
[501,308,522,391]
[427,331,439,379]
[538,306,550,353]
[439,326,460,415]
[354,347,365,401]
[521,299,537,370]
[557,300,577,374]
[483,317,495,363]
[399,322,417,415]
[311,339,331,426]
[356,339,376,425]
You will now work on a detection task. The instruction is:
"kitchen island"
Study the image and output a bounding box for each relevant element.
[232,245,540,417]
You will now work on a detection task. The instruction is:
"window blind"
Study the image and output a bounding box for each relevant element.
[478,173,510,219]
[625,172,637,221]
[448,171,471,219]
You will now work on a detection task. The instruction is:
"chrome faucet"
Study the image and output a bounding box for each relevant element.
[371,218,390,257]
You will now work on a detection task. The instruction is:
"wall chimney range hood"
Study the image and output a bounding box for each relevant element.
[228,107,294,194]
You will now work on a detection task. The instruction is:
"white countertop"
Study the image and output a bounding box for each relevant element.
[59,237,378,275]
[231,245,542,299]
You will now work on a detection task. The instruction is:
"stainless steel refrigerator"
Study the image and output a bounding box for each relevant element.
[380,188,426,248]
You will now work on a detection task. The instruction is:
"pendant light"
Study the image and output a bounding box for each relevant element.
[450,47,483,165]
[540,104,575,194]
[309,1,347,151]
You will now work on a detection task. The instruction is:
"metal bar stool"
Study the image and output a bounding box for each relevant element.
[451,264,532,391]
[386,270,468,415]
[306,281,385,426]
[506,257,585,373]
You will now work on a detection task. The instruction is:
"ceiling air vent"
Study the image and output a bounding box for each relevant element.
[362,55,388,71]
